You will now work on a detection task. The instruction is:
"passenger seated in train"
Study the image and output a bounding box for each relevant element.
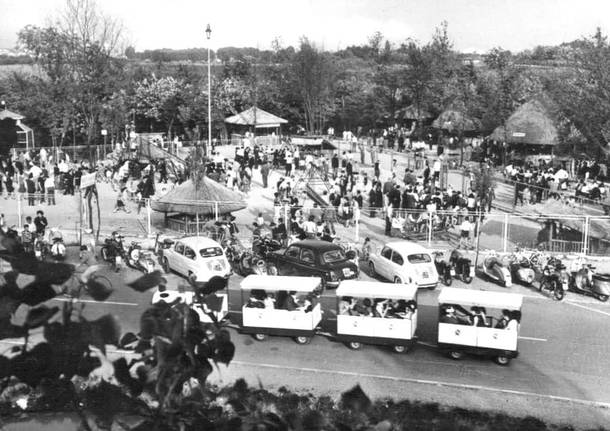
[439,304,471,325]
[470,306,489,327]
[264,292,276,309]
[246,289,266,308]
[277,291,314,312]
[339,296,356,315]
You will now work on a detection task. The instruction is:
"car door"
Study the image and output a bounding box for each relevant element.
[172,241,186,275]
[390,250,406,283]
[298,247,318,276]
[279,244,301,275]
[377,246,393,279]
[183,246,197,276]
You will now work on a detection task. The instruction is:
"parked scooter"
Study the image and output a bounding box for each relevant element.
[538,257,568,301]
[100,233,125,271]
[126,241,156,273]
[508,254,536,286]
[479,253,512,287]
[50,237,66,260]
[569,262,610,302]
[240,236,282,275]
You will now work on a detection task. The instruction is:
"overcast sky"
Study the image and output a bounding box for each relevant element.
[1,0,610,53]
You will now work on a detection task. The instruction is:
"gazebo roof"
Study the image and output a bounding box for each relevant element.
[432,109,481,132]
[489,98,559,146]
[0,109,25,121]
[151,178,247,215]
[224,106,288,128]
[400,104,433,121]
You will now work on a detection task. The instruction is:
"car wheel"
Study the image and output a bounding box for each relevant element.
[254,333,266,341]
[188,272,198,286]
[449,350,463,360]
[368,261,376,276]
[100,247,109,262]
[348,341,362,350]
[597,294,609,302]
[393,345,407,354]
[495,355,511,366]
[294,336,311,345]
[393,276,402,284]
[162,257,170,274]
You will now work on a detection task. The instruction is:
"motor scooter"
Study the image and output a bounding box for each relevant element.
[479,253,512,287]
[50,237,66,260]
[508,255,536,286]
[570,263,610,302]
[126,241,156,273]
[240,236,282,276]
[538,258,568,301]
[100,235,125,271]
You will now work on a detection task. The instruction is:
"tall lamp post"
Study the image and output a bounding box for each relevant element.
[206,24,212,156]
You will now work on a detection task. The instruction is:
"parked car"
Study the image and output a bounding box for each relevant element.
[160,236,231,285]
[368,241,438,289]
[266,239,359,288]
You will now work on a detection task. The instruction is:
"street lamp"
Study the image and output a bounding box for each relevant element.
[206,24,212,156]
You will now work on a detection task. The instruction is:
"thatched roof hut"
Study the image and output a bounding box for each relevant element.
[489,98,559,146]
[432,109,481,133]
[151,179,246,216]
[225,107,288,128]
[399,104,433,121]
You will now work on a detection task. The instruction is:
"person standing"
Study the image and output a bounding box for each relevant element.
[385,204,393,237]
[260,161,270,188]
[45,175,55,205]
[26,173,36,206]
[34,210,48,237]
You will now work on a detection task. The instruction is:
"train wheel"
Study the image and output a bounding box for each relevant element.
[348,341,362,350]
[254,333,267,341]
[495,355,511,366]
[294,336,311,345]
[449,350,463,360]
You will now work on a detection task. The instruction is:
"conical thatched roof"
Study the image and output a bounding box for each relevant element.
[432,109,481,132]
[151,179,247,215]
[401,104,433,121]
[489,98,559,146]
[224,106,288,128]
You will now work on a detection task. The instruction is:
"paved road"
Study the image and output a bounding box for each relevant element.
[10,251,610,426]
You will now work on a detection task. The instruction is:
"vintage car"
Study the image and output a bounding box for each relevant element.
[160,236,231,284]
[266,239,359,288]
[368,241,438,289]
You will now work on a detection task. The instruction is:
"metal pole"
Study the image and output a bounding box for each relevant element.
[196,213,200,236]
[214,202,219,221]
[582,216,590,256]
[355,219,359,242]
[147,198,152,236]
[503,213,508,253]
[427,211,432,246]
[17,193,22,229]
[207,26,212,157]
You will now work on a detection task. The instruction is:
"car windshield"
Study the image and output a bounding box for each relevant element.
[322,249,346,263]
[407,253,431,264]
[199,247,224,258]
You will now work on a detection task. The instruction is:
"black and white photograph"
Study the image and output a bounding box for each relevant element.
[0,0,609,429]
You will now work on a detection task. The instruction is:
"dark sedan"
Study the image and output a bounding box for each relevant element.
[267,240,359,288]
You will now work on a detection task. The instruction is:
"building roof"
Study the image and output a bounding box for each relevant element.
[0,109,25,121]
[432,109,481,132]
[150,178,246,215]
[224,106,288,128]
[489,98,559,146]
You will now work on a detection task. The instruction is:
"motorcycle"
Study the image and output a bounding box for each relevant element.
[538,257,568,301]
[508,254,536,286]
[240,236,282,276]
[479,253,512,287]
[126,241,156,273]
[570,263,610,302]
[449,250,473,284]
[433,252,453,286]
[50,237,66,260]
[223,237,248,275]
[100,235,125,270]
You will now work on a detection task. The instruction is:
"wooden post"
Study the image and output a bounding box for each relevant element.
[196,213,200,236]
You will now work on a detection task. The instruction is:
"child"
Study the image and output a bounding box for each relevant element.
[361,237,372,261]
[113,187,131,213]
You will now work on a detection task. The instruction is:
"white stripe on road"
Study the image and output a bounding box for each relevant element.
[522,293,609,306]
[229,360,610,409]
[51,297,139,307]
[518,336,547,342]
[564,301,610,317]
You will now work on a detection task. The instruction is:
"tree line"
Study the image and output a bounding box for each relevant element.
[1,0,609,158]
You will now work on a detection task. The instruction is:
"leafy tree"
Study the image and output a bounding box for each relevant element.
[133,75,183,137]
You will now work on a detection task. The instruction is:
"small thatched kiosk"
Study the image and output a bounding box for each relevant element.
[151,178,247,234]
[432,109,481,134]
[489,98,559,155]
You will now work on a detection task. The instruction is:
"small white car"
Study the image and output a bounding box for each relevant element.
[160,236,231,284]
[368,241,438,289]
